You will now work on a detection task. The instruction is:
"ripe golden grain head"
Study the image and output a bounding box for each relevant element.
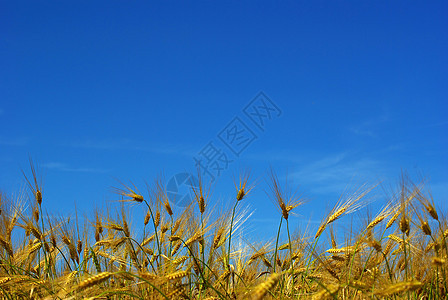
[367,215,386,231]
[192,258,200,275]
[261,256,272,268]
[76,272,112,290]
[0,236,13,257]
[427,204,438,221]
[108,222,124,232]
[172,255,188,266]
[62,235,71,245]
[68,244,79,264]
[161,223,170,233]
[278,243,290,251]
[425,242,436,253]
[141,234,155,247]
[315,223,326,239]
[369,239,382,252]
[144,210,151,226]
[217,270,231,283]
[132,194,144,203]
[388,234,403,245]
[167,286,185,298]
[249,251,264,262]
[95,214,103,234]
[399,215,410,235]
[237,188,245,201]
[33,207,39,222]
[280,202,289,220]
[123,220,130,237]
[421,221,432,236]
[77,239,82,254]
[35,190,42,205]
[331,255,345,262]
[169,235,180,242]
[199,195,205,213]
[0,277,12,286]
[235,170,252,202]
[386,210,400,229]
[350,280,370,290]
[28,241,42,255]
[212,227,225,250]
[154,211,161,228]
[327,206,347,225]
[164,201,173,216]
[326,246,356,254]
[431,257,446,266]
[140,272,157,281]
[376,280,422,296]
[165,269,189,281]
[251,273,280,300]
[172,218,181,234]
[312,284,340,300]
[275,257,282,268]
[171,241,182,256]
[184,231,202,247]
[142,247,154,256]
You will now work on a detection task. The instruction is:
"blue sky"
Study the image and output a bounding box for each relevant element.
[1,1,447,240]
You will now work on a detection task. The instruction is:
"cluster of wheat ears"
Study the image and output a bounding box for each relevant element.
[0,162,447,299]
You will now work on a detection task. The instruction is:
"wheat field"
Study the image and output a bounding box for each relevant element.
[0,163,446,299]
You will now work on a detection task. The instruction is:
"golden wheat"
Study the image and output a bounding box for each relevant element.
[0,165,446,299]
[77,272,112,290]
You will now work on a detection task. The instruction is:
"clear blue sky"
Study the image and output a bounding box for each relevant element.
[1,1,447,240]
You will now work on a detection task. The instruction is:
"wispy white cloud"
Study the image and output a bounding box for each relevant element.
[349,126,376,137]
[42,162,110,173]
[291,152,388,195]
[349,111,390,138]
